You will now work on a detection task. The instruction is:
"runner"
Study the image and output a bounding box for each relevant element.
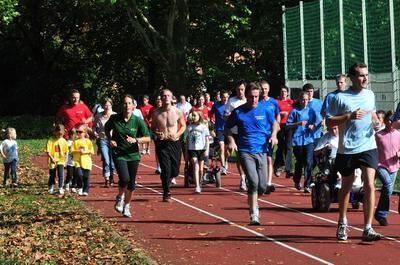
[151,89,186,202]
[327,62,382,242]
[225,82,278,225]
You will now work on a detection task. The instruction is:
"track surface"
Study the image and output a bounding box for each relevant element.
[33,146,400,265]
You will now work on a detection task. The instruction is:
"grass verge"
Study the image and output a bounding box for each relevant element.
[0,139,154,265]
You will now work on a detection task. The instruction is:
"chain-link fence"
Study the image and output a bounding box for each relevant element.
[283,0,400,111]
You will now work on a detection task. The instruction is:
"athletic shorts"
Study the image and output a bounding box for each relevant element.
[188,150,206,161]
[216,131,225,142]
[335,149,378,177]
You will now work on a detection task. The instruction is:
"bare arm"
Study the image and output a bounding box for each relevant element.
[175,109,187,139]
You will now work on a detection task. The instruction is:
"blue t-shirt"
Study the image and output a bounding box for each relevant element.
[211,101,226,132]
[225,103,276,154]
[308,98,323,139]
[260,98,280,118]
[321,90,341,116]
[286,106,319,146]
[326,87,377,154]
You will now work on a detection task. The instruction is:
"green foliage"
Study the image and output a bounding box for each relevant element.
[0,116,53,139]
[0,0,19,25]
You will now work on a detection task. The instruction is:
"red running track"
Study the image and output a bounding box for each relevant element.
[33,145,400,265]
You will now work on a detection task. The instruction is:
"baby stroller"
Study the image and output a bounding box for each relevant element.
[201,136,222,188]
[311,148,364,212]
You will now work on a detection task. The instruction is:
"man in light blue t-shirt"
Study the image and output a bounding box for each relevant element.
[327,63,382,242]
[225,82,279,226]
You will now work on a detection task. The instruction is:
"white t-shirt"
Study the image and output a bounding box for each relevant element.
[177,102,192,118]
[224,96,247,134]
[314,132,338,158]
[185,123,210,150]
[132,109,144,119]
[0,139,18,163]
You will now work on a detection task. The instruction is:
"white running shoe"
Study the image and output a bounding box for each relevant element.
[78,189,83,196]
[115,196,124,213]
[48,185,55,195]
[123,203,132,218]
[239,177,247,191]
[82,192,88,196]
[65,183,70,192]
[71,187,77,193]
[250,214,260,225]
[195,186,202,193]
[171,178,177,185]
[59,188,65,195]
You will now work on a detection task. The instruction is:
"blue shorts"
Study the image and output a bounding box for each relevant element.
[216,131,225,142]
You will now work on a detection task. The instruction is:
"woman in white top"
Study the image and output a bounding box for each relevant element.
[93,97,117,187]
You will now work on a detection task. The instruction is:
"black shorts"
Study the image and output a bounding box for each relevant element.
[188,150,206,161]
[335,149,378,177]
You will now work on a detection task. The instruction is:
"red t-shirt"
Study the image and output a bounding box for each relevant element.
[277,98,294,125]
[139,104,154,127]
[191,105,210,121]
[56,103,93,137]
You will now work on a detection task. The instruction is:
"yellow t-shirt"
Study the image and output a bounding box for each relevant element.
[46,137,68,169]
[71,138,94,170]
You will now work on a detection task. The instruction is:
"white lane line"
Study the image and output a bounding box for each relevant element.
[137,162,400,244]
[137,183,334,265]
[94,163,333,264]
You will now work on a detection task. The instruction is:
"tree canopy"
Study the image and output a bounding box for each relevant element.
[0,0,298,115]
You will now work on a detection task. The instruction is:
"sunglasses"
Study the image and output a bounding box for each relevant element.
[76,130,85,133]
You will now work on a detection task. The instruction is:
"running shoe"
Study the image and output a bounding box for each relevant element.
[78,189,83,196]
[250,214,260,225]
[195,186,201,193]
[155,167,161,174]
[162,192,171,202]
[337,222,348,241]
[171,178,177,185]
[294,183,301,191]
[221,167,227,175]
[48,185,55,195]
[59,188,65,195]
[114,195,124,213]
[362,228,382,242]
[82,192,88,196]
[123,203,132,218]
[239,177,247,191]
[304,187,311,193]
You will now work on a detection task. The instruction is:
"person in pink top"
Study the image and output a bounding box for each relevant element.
[273,85,294,178]
[374,111,400,226]
[56,89,93,139]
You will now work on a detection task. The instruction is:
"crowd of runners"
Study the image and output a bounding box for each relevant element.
[2,62,400,242]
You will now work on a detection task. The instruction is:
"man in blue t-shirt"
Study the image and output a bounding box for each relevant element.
[321,74,347,117]
[327,63,382,242]
[210,90,229,174]
[225,82,279,225]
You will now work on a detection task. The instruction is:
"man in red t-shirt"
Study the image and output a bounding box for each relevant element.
[273,85,294,178]
[190,94,210,121]
[139,95,154,155]
[56,89,93,138]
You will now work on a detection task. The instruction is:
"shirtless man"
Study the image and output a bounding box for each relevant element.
[151,89,186,202]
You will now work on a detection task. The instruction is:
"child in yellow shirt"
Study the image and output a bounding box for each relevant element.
[46,124,68,195]
[71,125,94,196]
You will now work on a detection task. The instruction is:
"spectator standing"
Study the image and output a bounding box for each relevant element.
[0,128,18,187]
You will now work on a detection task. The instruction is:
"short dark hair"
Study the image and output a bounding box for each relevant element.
[70,89,80,94]
[235,79,247,89]
[245,82,260,97]
[302,83,314,91]
[348,63,367,76]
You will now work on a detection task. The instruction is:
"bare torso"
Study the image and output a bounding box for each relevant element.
[152,106,184,141]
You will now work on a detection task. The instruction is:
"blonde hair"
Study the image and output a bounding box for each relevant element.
[188,110,203,124]
[6,127,16,136]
